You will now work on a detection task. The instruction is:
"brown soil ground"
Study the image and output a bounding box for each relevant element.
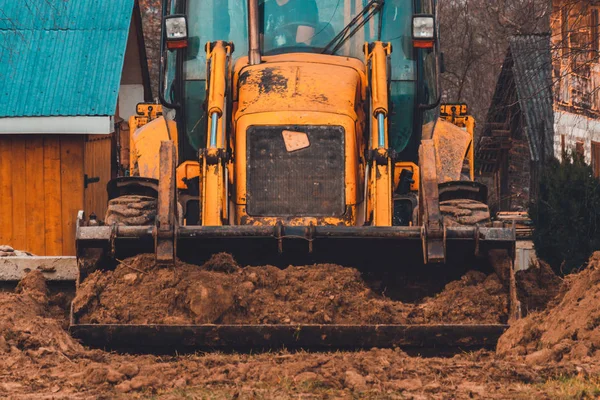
[498,251,600,365]
[5,255,600,399]
[1,271,598,399]
[73,253,508,325]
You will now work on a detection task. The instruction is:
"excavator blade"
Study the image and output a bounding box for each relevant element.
[75,223,516,277]
[69,323,507,353]
[72,221,515,352]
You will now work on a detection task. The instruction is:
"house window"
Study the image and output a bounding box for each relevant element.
[576,141,585,159]
[561,134,566,156]
[593,141,600,178]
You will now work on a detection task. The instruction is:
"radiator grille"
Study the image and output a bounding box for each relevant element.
[246,125,345,217]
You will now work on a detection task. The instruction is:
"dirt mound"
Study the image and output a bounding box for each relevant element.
[497,252,600,364]
[0,271,83,358]
[516,259,562,315]
[0,266,595,398]
[73,254,237,324]
[407,271,508,324]
[227,263,414,324]
[73,254,511,325]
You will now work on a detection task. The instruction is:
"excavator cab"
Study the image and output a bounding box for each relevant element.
[164,0,436,171]
[71,0,517,351]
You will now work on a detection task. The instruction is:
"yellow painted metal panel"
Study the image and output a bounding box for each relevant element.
[234,61,364,122]
[433,119,472,183]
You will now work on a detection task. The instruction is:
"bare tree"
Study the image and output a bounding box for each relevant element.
[138,0,163,101]
[439,0,551,136]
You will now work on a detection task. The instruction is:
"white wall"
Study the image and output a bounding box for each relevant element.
[0,116,114,134]
[118,84,145,122]
[554,110,600,163]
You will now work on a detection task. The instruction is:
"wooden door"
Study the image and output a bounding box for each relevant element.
[84,135,114,222]
[0,135,84,256]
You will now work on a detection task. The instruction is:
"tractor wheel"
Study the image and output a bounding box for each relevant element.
[439,199,491,226]
[105,195,157,226]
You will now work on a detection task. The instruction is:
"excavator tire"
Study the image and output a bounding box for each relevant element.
[105,195,157,226]
[440,199,491,227]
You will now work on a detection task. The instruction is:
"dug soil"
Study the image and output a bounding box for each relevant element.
[1,268,599,398]
[73,253,510,325]
[498,251,600,365]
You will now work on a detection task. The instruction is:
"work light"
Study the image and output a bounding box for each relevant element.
[165,15,188,49]
[412,15,435,48]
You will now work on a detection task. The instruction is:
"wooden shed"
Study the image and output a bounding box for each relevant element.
[0,0,151,256]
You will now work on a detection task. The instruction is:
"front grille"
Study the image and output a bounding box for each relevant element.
[246,125,345,217]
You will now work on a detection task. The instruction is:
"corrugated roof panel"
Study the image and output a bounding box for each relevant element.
[509,35,555,161]
[0,0,134,117]
[0,0,133,30]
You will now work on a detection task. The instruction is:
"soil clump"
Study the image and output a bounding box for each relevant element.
[73,253,511,325]
[498,252,600,364]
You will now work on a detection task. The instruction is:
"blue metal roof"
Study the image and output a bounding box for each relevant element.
[0,0,134,117]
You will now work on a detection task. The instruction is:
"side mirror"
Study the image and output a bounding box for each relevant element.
[412,15,435,49]
[165,15,188,49]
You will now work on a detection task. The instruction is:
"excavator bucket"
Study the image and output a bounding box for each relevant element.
[70,322,507,353]
[70,141,517,353]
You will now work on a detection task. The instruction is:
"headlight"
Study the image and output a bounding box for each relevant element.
[165,15,188,41]
[412,15,435,41]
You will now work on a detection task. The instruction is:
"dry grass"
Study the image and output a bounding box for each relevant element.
[535,375,600,400]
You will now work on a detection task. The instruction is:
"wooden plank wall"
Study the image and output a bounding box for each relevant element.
[84,135,113,220]
[0,135,84,256]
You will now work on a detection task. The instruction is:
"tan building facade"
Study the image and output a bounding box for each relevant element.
[551,0,600,177]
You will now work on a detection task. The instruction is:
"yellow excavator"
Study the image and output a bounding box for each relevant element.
[72,0,516,351]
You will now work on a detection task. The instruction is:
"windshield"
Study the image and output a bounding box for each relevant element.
[260,0,379,55]
[185,0,415,80]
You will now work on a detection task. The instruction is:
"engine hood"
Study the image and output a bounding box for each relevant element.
[234,56,365,122]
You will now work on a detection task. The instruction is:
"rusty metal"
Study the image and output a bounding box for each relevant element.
[77,224,515,242]
[69,323,508,353]
[508,250,521,321]
[247,0,261,65]
[107,177,159,201]
[155,141,177,265]
[74,219,514,288]
[418,140,445,263]
[438,181,488,204]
